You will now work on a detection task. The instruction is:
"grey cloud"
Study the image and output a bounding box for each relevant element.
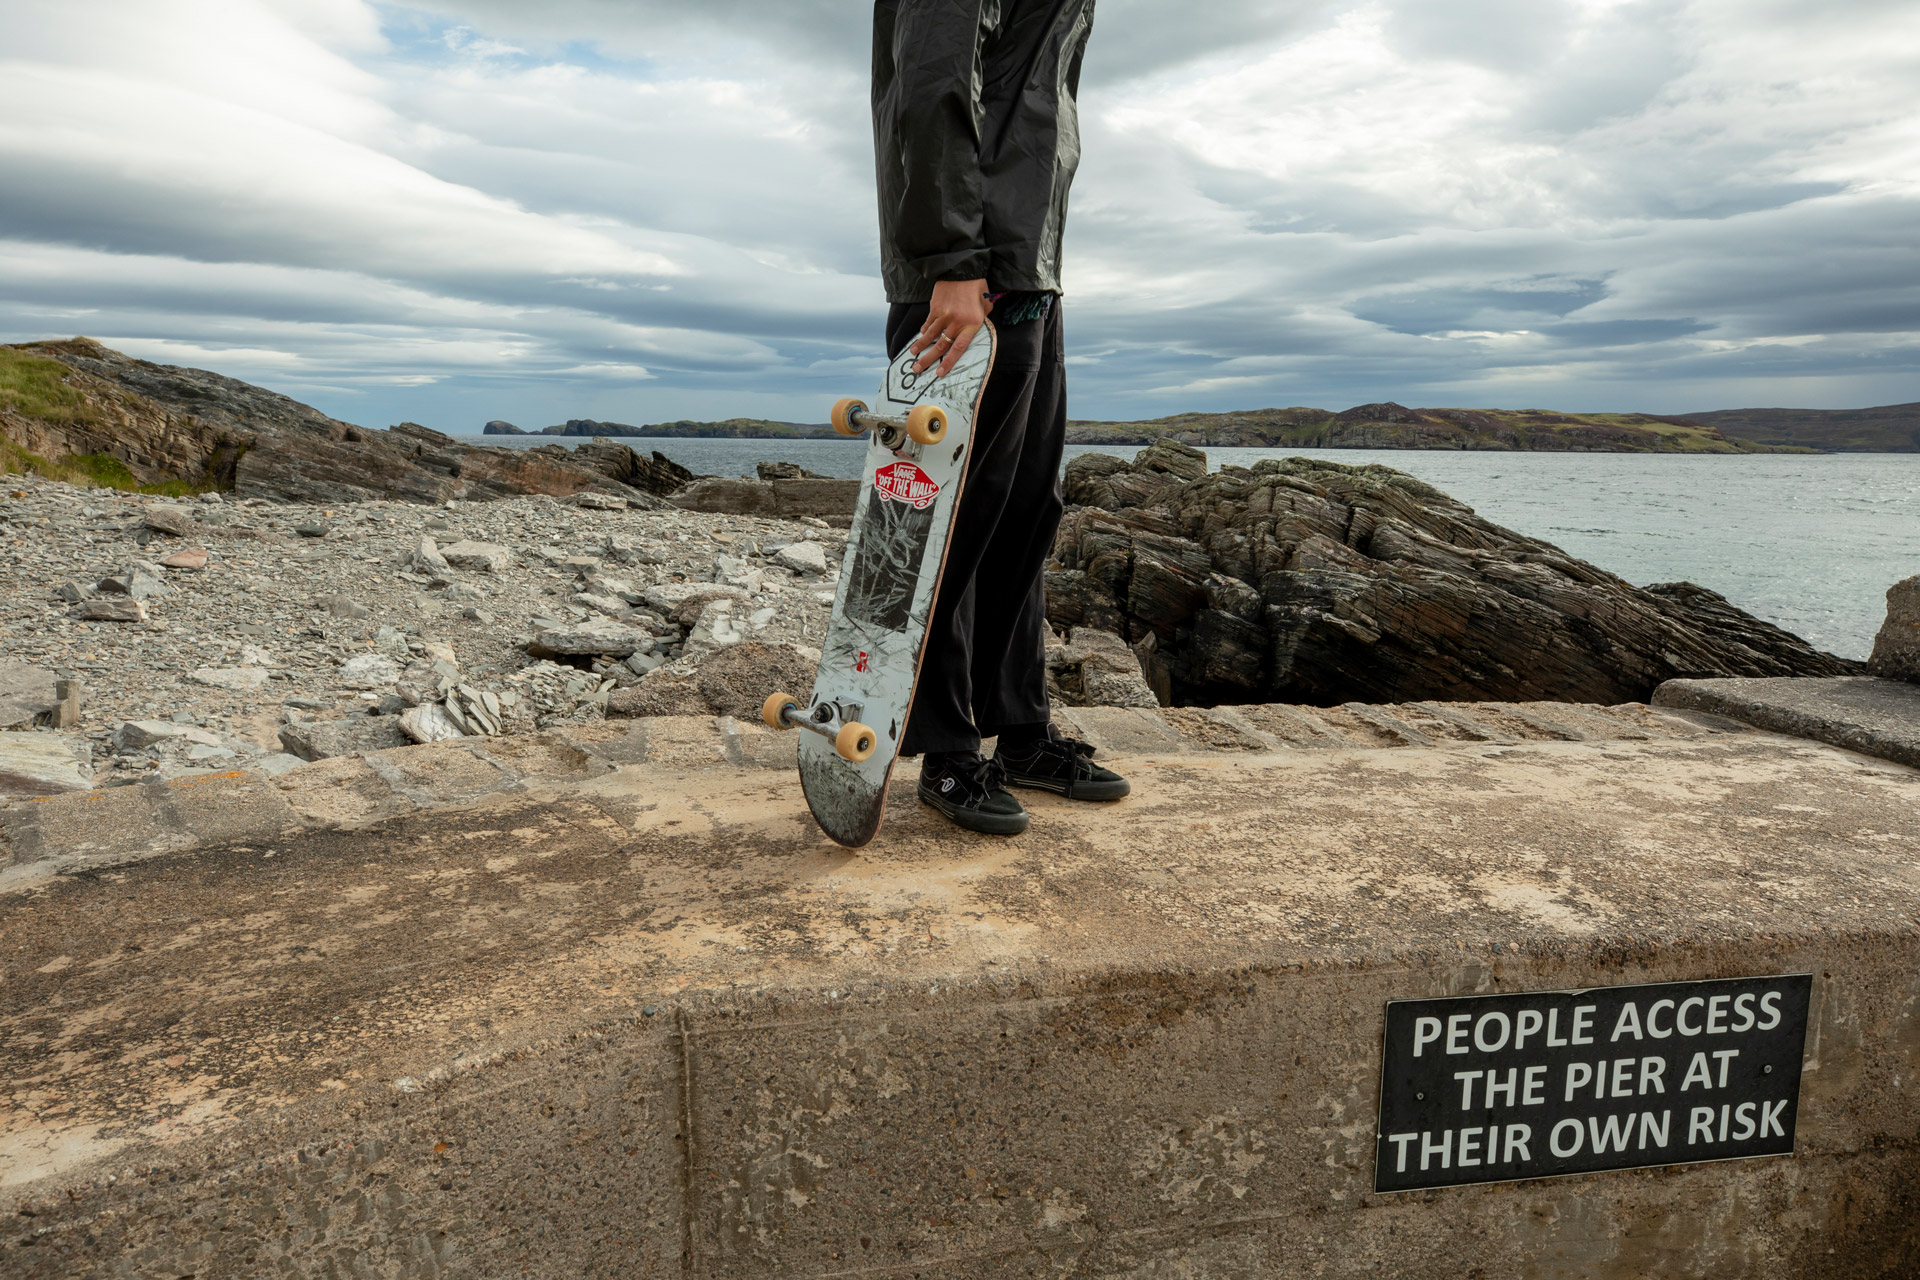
[1,0,1915,430]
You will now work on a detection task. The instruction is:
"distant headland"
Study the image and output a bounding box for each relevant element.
[483,402,1920,452]
[484,418,834,440]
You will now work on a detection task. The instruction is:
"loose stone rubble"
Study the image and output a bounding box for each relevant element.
[0,474,898,790]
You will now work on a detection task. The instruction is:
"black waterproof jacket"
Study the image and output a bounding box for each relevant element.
[872,0,1095,303]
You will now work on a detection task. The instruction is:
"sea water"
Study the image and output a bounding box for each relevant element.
[453,434,1919,661]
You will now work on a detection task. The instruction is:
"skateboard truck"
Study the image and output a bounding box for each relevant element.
[763,691,878,763]
[830,398,947,450]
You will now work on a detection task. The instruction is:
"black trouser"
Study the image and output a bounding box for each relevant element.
[888,301,1066,757]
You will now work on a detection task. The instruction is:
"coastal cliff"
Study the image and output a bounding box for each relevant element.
[2,339,688,505]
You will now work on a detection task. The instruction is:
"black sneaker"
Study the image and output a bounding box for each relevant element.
[994,727,1131,801]
[917,752,1030,835]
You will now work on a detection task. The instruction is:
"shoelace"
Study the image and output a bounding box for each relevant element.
[1007,734,1099,777]
[935,755,1009,803]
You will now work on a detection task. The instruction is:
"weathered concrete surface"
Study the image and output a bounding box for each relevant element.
[1655,676,1920,771]
[4,720,1919,1278]
[0,700,1734,876]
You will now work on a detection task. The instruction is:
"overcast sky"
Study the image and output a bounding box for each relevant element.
[3,0,1916,429]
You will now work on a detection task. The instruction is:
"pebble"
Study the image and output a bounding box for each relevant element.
[76,599,148,622]
[188,667,271,693]
[776,541,830,575]
[641,582,750,624]
[322,594,371,619]
[98,561,170,600]
[407,537,451,574]
[142,506,198,537]
[159,546,210,570]
[399,702,465,743]
[439,540,511,573]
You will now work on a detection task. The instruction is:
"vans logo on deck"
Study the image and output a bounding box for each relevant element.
[874,461,940,510]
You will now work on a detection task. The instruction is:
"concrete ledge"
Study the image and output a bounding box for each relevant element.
[2,702,1727,877]
[4,729,1918,1276]
[1654,676,1920,771]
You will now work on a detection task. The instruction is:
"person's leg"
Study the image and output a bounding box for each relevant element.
[969,303,1066,742]
[979,304,1130,801]
[889,303,1047,759]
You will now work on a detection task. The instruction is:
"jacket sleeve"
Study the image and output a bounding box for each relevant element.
[876,0,994,286]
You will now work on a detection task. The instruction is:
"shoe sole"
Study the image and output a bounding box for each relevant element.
[1001,770,1131,801]
[917,786,1031,835]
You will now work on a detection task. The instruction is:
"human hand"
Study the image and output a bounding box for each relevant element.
[909,279,993,378]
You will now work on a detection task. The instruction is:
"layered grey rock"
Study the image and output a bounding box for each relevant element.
[1869,574,1919,683]
[97,560,169,600]
[1049,442,1861,707]
[0,661,60,729]
[673,476,860,519]
[437,540,511,573]
[75,599,148,622]
[279,715,411,761]
[187,667,270,693]
[140,506,198,537]
[526,619,653,659]
[774,540,829,576]
[1047,627,1160,708]
[641,582,749,625]
[0,732,93,795]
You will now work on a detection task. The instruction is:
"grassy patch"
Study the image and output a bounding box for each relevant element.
[0,347,108,429]
[1,347,215,493]
[1,439,207,496]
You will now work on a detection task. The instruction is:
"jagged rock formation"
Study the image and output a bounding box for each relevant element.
[1046,441,1861,707]
[1065,403,1790,452]
[1871,575,1920,682]
[2,338,680,506]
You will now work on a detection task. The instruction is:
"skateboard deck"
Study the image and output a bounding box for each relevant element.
[776,324,997,848]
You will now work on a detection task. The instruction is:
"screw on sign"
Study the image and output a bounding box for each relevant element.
[874,462,940,510]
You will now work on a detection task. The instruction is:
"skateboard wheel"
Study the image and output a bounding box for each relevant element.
[831,398,867,436]
[905,404,948,445]
[835,721,878,763]
[763,692,800,731]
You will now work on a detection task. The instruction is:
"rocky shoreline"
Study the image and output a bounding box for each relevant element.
[3,432,1875,801]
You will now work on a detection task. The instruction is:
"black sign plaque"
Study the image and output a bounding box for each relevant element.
[1375,974,1812,1192]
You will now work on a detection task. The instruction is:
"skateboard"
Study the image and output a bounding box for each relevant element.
[762,323,998,848]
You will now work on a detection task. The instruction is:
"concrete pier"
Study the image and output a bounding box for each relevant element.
[3,701,1919,1277]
